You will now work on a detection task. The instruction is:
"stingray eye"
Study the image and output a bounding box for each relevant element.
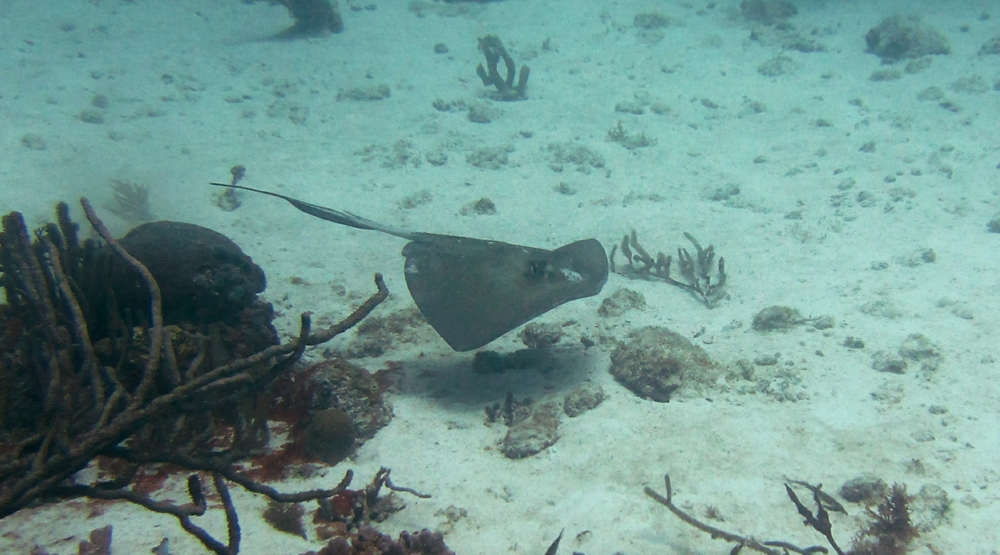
[526,259,551,279]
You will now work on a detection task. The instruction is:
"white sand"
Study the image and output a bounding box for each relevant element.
[2,0,999,553]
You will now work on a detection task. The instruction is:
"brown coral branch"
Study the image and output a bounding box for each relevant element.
[785,483,844,555]
[109,448,356,503]
[81,197,165,405]
[384,470,431,499]
[644,474,826,555]
[612,231,726,307]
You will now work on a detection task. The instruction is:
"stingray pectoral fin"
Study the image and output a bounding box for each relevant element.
[402,236,608,351]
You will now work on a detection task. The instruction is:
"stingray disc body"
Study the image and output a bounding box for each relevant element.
[402,235,608,351]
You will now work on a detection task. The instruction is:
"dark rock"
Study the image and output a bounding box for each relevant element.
[751,306,803,331]
[840,475,888,504]
[980,35,1000,55]
[609,326,721,402]
[114,221,266,326]
[843,336,865,349]
[563,384,605,417]
[597,288,646,317]
[634,11,675,29]
[305,358,393,444]
[520,322,564,349]
[988,212,1000,233]
[501,403,560,458]
[460,197,497,215]
[306,408,356,464]
[899,333,942,374]
[753,353,779,366]
[740,0,797,25]
[871,350,908,373]
[865,15,950,62]
[485,392,533,426]
[757,55,798,77]
[898,333,939,361]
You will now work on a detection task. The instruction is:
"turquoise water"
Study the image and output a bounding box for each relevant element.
[1,1,998,553]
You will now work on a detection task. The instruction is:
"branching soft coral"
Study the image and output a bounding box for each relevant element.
[645,475,920,555]
[850,484,918,555]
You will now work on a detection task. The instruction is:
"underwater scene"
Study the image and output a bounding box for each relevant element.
[1,0,999,553]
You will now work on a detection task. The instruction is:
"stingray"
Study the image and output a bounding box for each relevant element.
[208,183,608,351]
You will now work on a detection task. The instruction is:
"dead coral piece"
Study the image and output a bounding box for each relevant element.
[597,287,646,317]
[865,15,950,63]
[610,230,726,307]
[501,402,560,459]
[898,333,942,374]
[459,197,498,215]
[484,393,563,458]
[739,0,797,26]
[606,121,656,150]
[466,144,514,169]
[751,305,804,331]
[484,392,533,426]
[839,475,889,505]
[519,322,564,350]
[609,326,722,402]
[749,23,826,53]
[476,35,529,100]
[980,35,1000,56]
[758,55,799,77]
[634,11,676,29]
[547,142,606,174]
[106,179,153,224]
[563,384,605,417]
[871,350,908,374]
[346,306,431,357]
[337,84,391,101]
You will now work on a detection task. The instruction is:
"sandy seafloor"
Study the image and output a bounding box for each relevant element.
[2,0,1000,553]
